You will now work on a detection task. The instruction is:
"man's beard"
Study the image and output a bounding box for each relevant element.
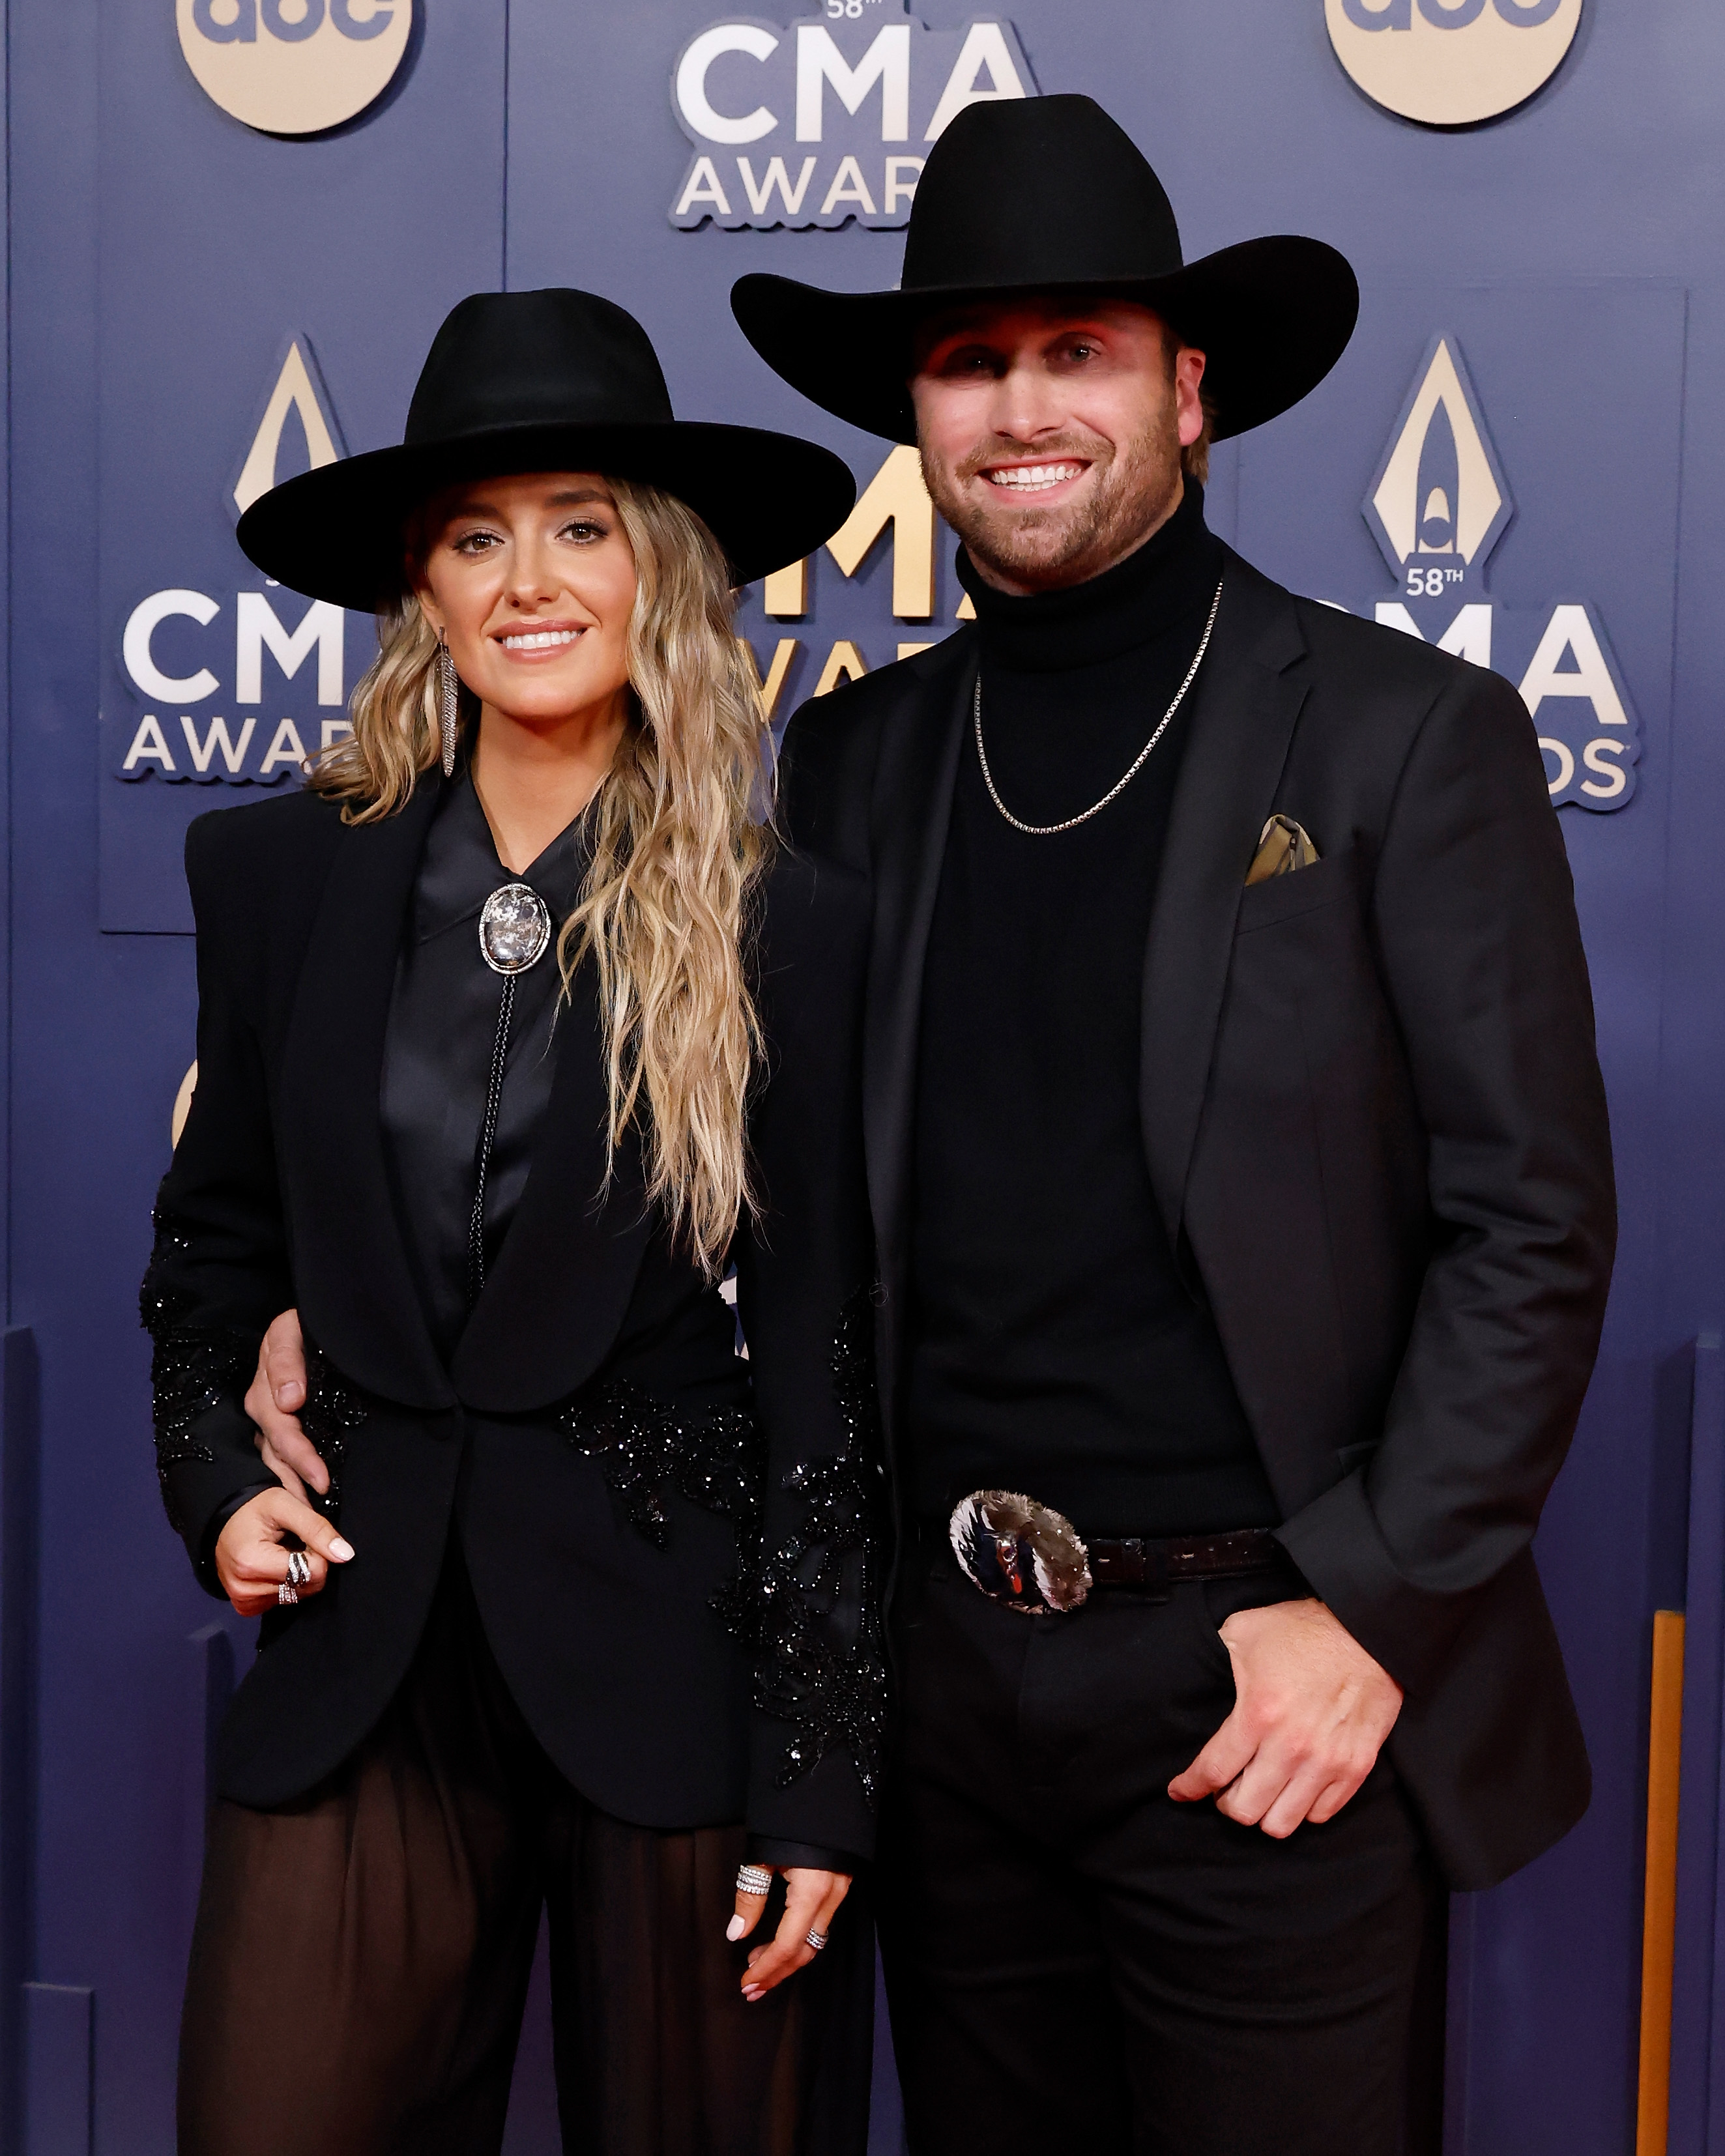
[921,409,1183,591]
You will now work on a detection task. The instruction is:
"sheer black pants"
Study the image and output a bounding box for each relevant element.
[877,1544,1445,2156]
[178,1549,873,2156]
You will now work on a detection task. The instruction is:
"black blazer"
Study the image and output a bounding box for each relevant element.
[777,549,1616,1893]
[143,776,882,1861]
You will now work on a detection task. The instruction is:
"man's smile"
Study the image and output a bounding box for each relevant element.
[980,458,1091,496]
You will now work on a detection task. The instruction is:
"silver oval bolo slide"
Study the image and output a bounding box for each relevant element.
[478,881,552,975]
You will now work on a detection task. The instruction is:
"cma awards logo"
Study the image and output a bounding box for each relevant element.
[1363,334,1636,812]
[669,1,1036,231]
[115,336,353,787]
[176,0,411,136]
[1326,0,1582,126]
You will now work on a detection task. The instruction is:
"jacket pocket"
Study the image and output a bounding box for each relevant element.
[1235,845,1357,934]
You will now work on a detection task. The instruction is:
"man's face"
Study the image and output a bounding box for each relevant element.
[909,300,1207,596]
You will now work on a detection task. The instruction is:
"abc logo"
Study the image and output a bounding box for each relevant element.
[176,0,411,136]
[1326,0,1582,126]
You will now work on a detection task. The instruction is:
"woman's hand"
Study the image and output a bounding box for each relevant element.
[727,1866,852,2000]
[214,1485,354,1618]
[243,1308,330,1502]
[227,1308,354,1615]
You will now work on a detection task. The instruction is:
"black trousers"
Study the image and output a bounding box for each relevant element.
[877,1538,1445,2156]
[178,1546,873,2156]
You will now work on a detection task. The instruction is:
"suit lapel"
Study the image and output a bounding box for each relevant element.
[1141,556,1310,1246]
[278,777,454,1409]
[451,966,654,1413]
[863,639,974,1329]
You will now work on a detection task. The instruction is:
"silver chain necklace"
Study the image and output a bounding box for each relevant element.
[973,577,1225,837]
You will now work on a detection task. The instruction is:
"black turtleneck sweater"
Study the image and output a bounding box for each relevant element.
[906,483,1281,1537]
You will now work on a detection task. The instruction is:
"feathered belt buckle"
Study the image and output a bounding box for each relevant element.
[949,1489,1093,1616]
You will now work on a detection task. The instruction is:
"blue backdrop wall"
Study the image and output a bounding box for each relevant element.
[3,2,1724,2150]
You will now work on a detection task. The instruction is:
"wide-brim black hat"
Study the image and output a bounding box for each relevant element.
[731,96,1358,446]
[237,289,856,609]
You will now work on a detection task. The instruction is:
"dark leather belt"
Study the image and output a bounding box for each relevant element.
[941,1495,1288,1615]
[1087,1527,1283,1594]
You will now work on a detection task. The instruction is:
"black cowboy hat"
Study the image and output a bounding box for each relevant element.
[731,95,1358,445]
[237,288,856,609]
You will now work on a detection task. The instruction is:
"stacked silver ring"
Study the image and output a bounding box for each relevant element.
[805,1929,828,1953]
[735,1864,773,1899]
[279,1550,312,1605]
[277,1583,298,1605]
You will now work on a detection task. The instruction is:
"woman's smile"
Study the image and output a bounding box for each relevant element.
[495,621,587,656]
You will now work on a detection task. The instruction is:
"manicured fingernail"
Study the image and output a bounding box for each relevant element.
[743,1987,764,2002]
[726,1916,746,1942]
[330,1538,355,1562]
[280,1384,304,1407]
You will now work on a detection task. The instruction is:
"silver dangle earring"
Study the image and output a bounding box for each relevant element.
[437,633,459,778]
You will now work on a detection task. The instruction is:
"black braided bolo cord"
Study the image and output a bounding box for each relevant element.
[467,971,516,1306]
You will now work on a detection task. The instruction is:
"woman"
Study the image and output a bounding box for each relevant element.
[141,288,881,2156]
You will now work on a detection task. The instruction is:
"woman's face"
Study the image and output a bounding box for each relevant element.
[414,471,637,729]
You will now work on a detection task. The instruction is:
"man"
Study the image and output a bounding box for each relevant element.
[727,91,1614,2154]
[246,93,1613,2153]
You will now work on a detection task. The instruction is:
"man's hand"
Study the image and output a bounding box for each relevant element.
[727,1867,853,2000]
[243,1308,327,1502]
[1168,1598,1403,1837]
[214,1485,353,1617]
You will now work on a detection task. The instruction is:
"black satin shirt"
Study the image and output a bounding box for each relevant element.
[377,770,743,1408]
[379,771,585,1357]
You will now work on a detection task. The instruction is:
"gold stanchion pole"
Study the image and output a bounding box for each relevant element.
[1636,1610,1686,2156]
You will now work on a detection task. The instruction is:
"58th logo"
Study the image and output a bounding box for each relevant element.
[1361,332,1638,812]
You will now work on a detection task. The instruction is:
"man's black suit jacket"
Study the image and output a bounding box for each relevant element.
[777,547,1616,1891]
[145,776,881,1861]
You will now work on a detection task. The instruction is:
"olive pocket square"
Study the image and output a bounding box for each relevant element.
[1246,814,1320,886]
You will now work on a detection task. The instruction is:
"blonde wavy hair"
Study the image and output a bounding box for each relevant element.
[309,477,775,1275]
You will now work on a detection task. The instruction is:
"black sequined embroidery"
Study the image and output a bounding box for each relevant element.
[751,1287,888,1804]
[558,1380,765,1553]
[138,1207,255,1534]
[298,1340,369,1513]
[558,1299,886,1804]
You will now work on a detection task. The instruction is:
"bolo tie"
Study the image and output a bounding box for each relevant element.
[468,879,554,1306]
